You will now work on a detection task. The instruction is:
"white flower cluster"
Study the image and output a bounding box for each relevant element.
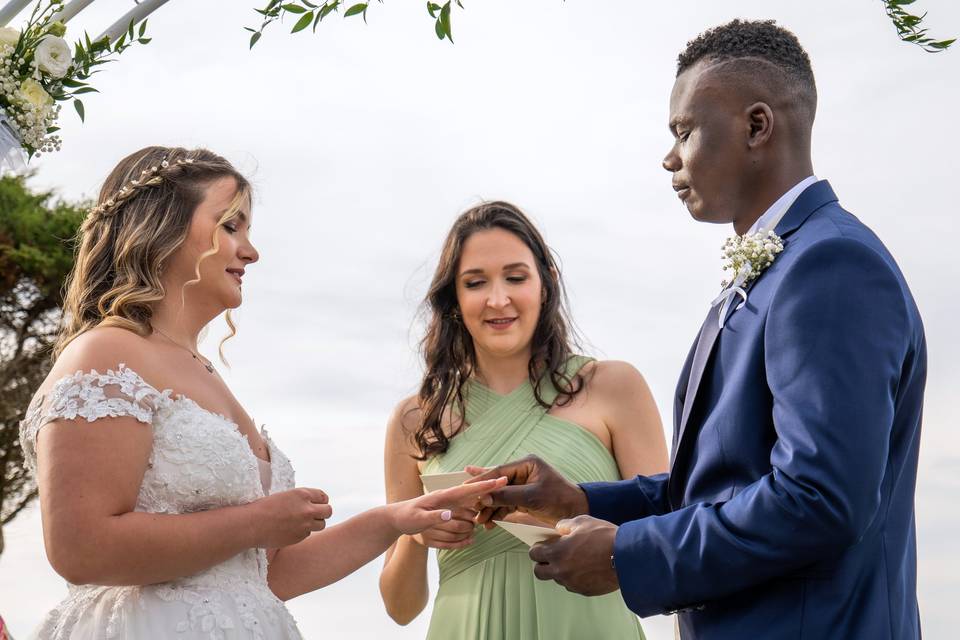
[0,42,61,153]
[721,229,784,288]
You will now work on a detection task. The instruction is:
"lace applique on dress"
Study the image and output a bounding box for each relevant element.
[18,364,303,639]
[18,364,169,474]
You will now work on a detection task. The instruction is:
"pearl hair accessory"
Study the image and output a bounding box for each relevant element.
[86,156,196,220]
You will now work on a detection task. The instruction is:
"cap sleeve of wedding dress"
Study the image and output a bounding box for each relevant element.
[18,364,304,639]
[18,364,168,475]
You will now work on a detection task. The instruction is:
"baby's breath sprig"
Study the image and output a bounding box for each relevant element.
[720,229,784,289]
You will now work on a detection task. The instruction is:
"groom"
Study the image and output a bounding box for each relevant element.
[469,19,926,639]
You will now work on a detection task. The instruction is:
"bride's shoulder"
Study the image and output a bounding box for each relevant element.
[43,327,156,392]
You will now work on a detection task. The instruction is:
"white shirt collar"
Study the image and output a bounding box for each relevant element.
[746,175,818,235]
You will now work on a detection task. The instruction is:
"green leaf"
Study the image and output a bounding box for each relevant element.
[282,3,307,13]
[138,20,148,38]
[344,3,366,17]
[427,1,440,17]
[71,87,99,94]
[137,37,152,44]
[291,11,314,32]
[439,1,453,42]
[73,99,84,122]
[249,31,262,48]
[435,17,445,40]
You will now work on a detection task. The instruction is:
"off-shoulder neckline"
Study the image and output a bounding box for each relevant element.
[33,364,274,465]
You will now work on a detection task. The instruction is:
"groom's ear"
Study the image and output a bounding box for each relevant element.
[745,102,774,149]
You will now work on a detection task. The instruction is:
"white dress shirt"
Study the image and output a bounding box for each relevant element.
[747,175,818,235]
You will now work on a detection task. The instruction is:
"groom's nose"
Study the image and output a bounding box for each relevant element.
[662,144,681,172]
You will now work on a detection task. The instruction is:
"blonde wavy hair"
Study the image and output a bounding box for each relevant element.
[55,145,252,361]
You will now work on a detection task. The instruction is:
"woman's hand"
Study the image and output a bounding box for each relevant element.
[252,487,333,548]
[388,477,507,536]
[411,507,478,550]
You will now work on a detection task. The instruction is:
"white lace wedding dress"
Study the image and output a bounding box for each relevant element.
[19,365,304,639]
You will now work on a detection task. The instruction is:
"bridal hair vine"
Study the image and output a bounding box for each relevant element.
[86,156,196,221]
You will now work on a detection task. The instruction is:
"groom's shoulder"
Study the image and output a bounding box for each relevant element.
[771,203,917,319]
[787,200,900,275]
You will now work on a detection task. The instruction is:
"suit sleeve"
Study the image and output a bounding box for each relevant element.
[580,473,672,524]
[611,237,910,616]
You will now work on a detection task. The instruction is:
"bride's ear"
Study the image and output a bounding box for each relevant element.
[746,102,774,149]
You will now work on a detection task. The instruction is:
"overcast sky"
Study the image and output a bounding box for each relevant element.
[1,1,958,638]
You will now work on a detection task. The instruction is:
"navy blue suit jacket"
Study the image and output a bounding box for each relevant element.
[582,181,926,639]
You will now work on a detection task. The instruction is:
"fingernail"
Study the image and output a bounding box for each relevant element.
[441,510,452,521]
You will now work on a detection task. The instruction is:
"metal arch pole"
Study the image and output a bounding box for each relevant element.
[97,0,169,43]
[0,0,34,27]
[52,0,98,24]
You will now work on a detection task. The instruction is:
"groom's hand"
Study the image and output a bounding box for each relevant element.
[529,515,619,596]
[465,455,589,528]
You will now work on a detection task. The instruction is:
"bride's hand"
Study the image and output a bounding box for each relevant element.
[412,508,478,550]
[389,477,507,536]
[252,487,333,548]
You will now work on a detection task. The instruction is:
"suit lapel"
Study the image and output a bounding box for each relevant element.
[670,303,721,467]
[670,302,728,472]
[667,180,840,499]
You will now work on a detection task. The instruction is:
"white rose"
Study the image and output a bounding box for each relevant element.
[35,35,71,79]
[19,78,53,109]
[0,27,20,49]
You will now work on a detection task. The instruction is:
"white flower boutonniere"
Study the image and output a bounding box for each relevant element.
[711,229,784,328]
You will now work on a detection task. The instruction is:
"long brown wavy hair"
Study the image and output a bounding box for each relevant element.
[413,201,584,458]
[54,146,251,359]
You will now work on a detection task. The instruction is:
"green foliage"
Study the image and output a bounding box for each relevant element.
[0,176,82,299]
[0,173,85,549]
[245,0,463,48]
[52,18,153,117]
[882,0,954,52]
[246,1,953,54]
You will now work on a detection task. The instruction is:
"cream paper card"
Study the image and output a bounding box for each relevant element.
[420,470,473,493]
[495,520,562,546]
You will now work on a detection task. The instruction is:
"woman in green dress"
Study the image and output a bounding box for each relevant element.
[380,201,668,639]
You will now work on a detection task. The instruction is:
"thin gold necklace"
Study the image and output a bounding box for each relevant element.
[152,327,216,374]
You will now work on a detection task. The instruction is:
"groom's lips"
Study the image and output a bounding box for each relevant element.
[673,183,691,201]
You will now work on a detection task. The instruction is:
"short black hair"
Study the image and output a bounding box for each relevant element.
[678,19,816,124]
[678,19,813,82]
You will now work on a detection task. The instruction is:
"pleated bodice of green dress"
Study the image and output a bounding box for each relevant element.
[422,356,645,640]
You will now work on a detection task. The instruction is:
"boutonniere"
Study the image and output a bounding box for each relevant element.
[711,229,784,328]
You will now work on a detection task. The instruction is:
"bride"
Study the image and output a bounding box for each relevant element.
[18,145,505,639]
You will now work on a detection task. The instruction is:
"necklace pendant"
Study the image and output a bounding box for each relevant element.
[192,353,215,374]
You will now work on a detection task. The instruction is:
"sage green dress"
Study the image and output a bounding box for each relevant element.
[422,356,645,640]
